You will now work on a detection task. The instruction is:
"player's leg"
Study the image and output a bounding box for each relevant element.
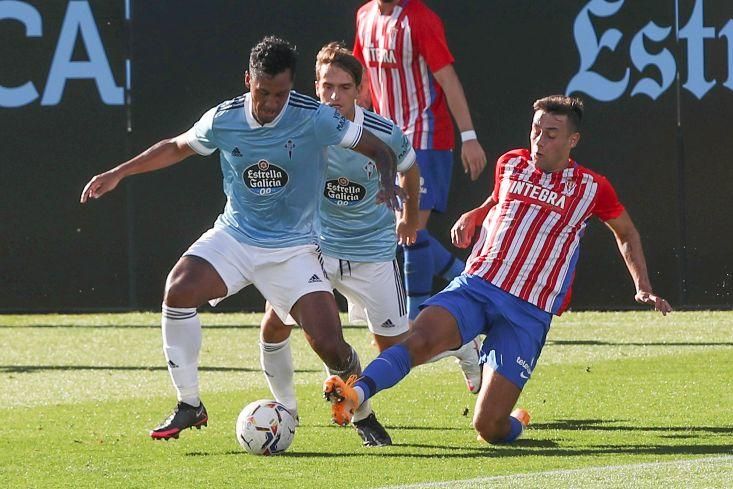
[335,259,411,445]
[259,302,298,422]
[471,284,552,443]
[325,276,486,426]
[324,305,463,426]
[152,228,250,440]
[255,246,360,388]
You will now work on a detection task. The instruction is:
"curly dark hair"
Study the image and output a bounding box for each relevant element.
[249,35,298,79]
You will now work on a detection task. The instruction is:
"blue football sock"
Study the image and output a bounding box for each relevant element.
[497,415,524,443]
[429,234,465,281]
[356,344,412,401]
[404,229,433,319]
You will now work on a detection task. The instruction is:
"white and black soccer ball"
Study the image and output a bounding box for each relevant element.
[235,400,296,455]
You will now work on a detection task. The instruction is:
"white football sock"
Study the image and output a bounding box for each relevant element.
[259,337,298,416]
[161,305,201,407]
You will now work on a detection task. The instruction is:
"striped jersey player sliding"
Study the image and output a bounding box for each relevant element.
[324,95,672,444]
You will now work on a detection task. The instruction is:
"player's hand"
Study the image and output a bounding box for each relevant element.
[461,139,487,181]
[396,216,418,246]
[80,170,122,203]
[451,211,479,248]
[376,183,406,211]
[635,291,672,316]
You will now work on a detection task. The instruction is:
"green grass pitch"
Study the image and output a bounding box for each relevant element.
[1,311,731,488]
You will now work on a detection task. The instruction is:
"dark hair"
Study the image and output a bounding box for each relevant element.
[249,36,297,79]
[315,42,363,86]
[533,95,584,132]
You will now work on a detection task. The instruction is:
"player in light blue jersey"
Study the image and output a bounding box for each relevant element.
[257,43,482,447]
[80,36,402,441]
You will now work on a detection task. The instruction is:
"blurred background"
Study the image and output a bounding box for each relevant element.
[1,0,731,311]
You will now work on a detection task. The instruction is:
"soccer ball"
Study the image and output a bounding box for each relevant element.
[235,400,296,455]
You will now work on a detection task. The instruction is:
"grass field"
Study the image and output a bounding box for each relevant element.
[1,311,731,488]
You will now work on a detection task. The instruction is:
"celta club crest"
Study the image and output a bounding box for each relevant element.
[562,179,577,196]
[284,139,296,159]
[363,161,376,179]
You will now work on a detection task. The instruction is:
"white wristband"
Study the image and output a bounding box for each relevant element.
[460,130,477,142]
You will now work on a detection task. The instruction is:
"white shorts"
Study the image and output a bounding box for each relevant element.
[284,255,408,337]
[183,227,331,321]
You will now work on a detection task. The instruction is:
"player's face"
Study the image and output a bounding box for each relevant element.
[315,64,359,121]
[246,70,293,124]
[530,110,579,172]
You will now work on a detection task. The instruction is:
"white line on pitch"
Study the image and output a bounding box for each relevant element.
[380,455,733,488]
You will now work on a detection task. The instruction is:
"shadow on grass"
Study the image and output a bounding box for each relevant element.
[0,365,320,374]
[533,419,733,434]
[547,340,733,347]
[185,443,733,459]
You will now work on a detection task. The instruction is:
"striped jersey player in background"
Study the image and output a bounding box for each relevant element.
[259,42,481,447]
[324,95,672,444]
[81,36,402,441]
[354,0,488,324]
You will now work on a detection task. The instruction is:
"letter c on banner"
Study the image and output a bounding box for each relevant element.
[0,1,42,108]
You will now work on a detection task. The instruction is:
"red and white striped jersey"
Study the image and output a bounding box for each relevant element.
[354,0,454,150]
[466,149,625,315]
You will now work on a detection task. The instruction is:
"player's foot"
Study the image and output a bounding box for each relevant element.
[511,407,531,427]
[456,338,482,394]
[323,374,359,426]
[150,401,208,440]
[354,412,392,447]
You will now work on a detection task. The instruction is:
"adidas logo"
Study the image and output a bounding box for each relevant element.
[232,147,242,157]
[168,359,180,368]
[381,319,395,328]
[308,274,322,283]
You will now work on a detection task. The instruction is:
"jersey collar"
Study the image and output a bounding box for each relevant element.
[243,92,290,129]
[353,104,365,126]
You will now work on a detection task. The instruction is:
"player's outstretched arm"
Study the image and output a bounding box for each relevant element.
[451,196,497,248]
[352,128,404,211]
[396,164,420,245]
[605,211,673,315]
[432,64,487,181]
[80,135,197,203]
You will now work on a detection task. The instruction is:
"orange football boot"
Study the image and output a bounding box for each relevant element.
[323,374,359,426]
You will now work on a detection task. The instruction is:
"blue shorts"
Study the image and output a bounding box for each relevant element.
[416,149,453,212]
[422,274,552,389]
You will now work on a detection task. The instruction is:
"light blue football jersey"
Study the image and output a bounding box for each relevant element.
[319,106,415,261]
[183,91,362,248]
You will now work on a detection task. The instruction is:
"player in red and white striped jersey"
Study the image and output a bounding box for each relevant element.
[354,0,488,322]
[323,95,672,444]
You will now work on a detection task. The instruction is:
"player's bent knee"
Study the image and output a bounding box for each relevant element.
[472,415,507,443]
[164,277,203,308]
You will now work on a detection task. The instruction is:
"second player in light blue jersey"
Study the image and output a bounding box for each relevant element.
[258,43,482,447]
[80,36,403,441]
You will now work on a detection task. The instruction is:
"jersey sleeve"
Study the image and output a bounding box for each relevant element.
[490,155,506,201]
[353,22,366,65]
[592,175,625,221]
[391,126,416,173]
[315,104,363,149]
[412,7,455,73]
[181,107,218,155]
